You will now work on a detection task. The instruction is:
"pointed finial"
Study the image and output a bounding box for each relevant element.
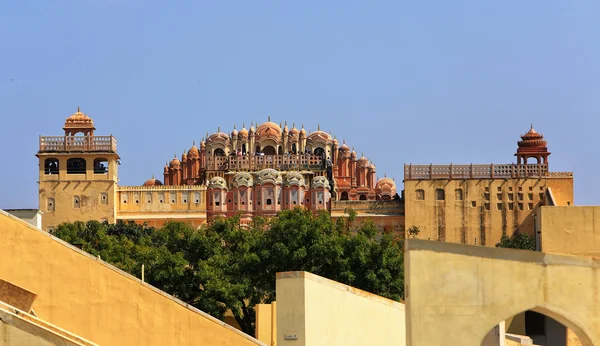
[174,153,177,158]
[285,121,287,126]
[293,122,296,128]
[530,123,534,130]
[218,126,220,132]
[152,174,155,179]
[250,121,253,126]
[318,123,321,131]
[361,152,364,157]
[77,106,80,112]
[384,173,387,178]
[193,140,196,146]
[243,122,245,128]
[233,124,236,130]
[352,146,355,151]
[343,139,346,144]
[302,123,305,128]
[268,115,271,122]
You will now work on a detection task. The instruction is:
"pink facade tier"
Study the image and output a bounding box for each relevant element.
[161,120,397,219]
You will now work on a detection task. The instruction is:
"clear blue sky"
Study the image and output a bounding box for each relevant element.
[1,1,599,208]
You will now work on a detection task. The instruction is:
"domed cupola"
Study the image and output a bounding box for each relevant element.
[63,106,96,136]
[143,175,163,186]
[515,124,551,166]
[188,141,200,159]
[169,154,181,169]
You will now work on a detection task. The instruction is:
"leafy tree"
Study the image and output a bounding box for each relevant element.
[53,208,404,336]
[495,232,536,251]
[406,225,421,239]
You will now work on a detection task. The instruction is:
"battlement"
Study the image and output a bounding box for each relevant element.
[404,163,573,180]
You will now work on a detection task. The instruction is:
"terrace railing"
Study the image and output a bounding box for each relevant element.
[403,163,568,180]
[39,136,117,153]
[206,154,326,172]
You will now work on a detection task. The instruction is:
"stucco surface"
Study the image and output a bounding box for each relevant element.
[276,271,405,346]
[539,206,600,257]
[405,239,599,346]
[404,177,572,246]
[0,210,264,346]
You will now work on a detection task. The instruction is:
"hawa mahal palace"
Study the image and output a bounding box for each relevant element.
[36,108,573,247]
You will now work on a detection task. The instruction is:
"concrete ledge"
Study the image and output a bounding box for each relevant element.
[406,238,600,268]
[505,333,533,344]
[0,302,98,346]
[276,271,404,309]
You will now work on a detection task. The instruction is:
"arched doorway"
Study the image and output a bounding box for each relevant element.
[263,145,276,155]
[340,191,349,201]
[278,146,283,155]
[214,148,225,156]
[359,194,367,201]
[481,309,588,346]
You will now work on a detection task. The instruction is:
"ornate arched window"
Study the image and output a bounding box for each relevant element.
[44,158,59,175]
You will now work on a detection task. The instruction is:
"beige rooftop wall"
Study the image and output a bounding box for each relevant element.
[276,271,405,346]
[405,239,599,346]
[0,210,264,346]
[538,206,600,257]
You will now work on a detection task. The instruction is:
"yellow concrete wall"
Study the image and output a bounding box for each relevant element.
[405,239,598,346]
[546,177,574,207]
[38,153,118,231]
[255,303,276,346]
[538,206,600,257]
[116,186,207,227]
[0,210,264,346]
[330,200,405,230]
[404,177,573,246]
[276,272,405,346]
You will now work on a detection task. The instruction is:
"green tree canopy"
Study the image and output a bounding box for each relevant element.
[495,232,536,251]
[53,208,404,336]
